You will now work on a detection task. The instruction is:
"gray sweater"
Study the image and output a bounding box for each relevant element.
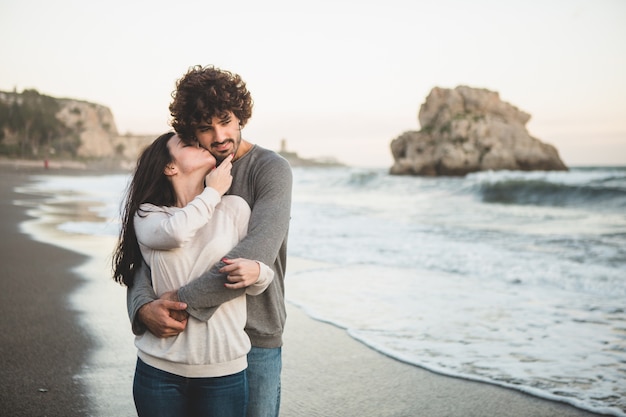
[127,145,292,348]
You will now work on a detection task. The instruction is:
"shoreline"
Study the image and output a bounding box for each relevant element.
[281,266,611,417]
[0,166,613,416]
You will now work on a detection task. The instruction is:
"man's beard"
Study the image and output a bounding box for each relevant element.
[211,138,235,163]
[212,129,241,164]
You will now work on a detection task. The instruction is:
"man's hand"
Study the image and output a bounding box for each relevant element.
[138,294,188,338]
[220,258,260,289]
[160,290,190,323]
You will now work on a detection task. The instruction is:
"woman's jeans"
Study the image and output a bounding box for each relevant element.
[133,358,248,417]
[246,347,282,417]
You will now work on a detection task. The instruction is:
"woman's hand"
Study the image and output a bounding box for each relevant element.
[220,258,260,289]
[205,154,233,196]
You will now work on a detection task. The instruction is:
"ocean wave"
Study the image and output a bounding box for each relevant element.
[476,179,626,209]
[458,168,626,210]
[312,166,626,212]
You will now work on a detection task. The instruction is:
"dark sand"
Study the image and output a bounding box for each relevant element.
[0,166,93,416]
[0,162,611,416]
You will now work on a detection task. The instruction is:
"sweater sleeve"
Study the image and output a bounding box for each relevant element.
[135,187,221,249]
[178,154,292,321]
[127,260,154,335]
[245,261,274,296]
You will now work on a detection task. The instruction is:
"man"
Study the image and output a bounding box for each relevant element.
[127,65,292,417]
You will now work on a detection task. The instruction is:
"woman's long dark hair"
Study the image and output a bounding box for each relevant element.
[112,132,177,286]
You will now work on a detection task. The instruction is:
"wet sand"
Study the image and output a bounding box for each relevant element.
[0,163,610,416]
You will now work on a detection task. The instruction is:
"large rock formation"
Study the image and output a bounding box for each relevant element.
[389,86,568,176]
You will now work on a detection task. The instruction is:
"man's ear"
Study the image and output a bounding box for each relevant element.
[164,163,177,176]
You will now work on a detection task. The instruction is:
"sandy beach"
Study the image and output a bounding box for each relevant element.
[0,162,610,417]
[0,165,93,416]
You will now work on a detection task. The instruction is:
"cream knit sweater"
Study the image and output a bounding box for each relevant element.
[134,188,274,377]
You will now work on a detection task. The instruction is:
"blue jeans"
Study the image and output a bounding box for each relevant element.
[246,347,282,417]
[133,358,248,417]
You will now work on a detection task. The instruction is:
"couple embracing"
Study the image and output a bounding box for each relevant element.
[113,65,292,417]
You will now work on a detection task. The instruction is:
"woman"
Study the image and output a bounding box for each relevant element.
[112,131,273,417]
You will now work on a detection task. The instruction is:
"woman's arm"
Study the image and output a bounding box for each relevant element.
[135,187,221,249]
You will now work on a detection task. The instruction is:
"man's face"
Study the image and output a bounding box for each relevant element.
[194,111,241,163]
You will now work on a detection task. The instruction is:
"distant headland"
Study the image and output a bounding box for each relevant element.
[0,89,152,166]
[277,139,344,167]
[0,89,343,170]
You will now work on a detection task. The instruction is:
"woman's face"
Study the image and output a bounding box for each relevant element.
[167,134,216,175]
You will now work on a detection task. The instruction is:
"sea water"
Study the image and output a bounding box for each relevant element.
[16,165,626,416]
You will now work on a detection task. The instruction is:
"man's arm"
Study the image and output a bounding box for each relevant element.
[126,260,188,336]
[178,155,292,321]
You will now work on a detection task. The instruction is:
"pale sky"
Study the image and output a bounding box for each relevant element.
[1,0,625,167]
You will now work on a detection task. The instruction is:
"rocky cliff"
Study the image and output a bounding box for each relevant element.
[389,86,568,176]
[0,90,153,164]
[57,100,156,161]
[55,98,120,158]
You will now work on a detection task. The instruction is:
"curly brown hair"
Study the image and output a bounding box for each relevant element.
[169,65,253,143]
